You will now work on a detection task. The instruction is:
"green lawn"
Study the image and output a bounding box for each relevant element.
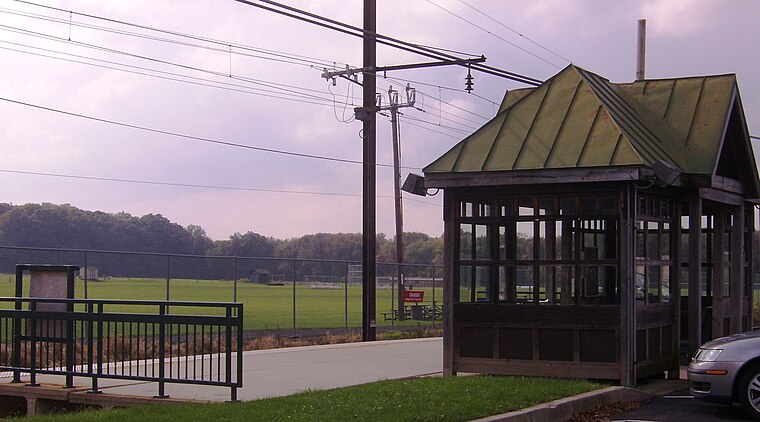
[0,276,442,332]
[25,375,604,422]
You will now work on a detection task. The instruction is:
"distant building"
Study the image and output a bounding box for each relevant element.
[77,267,99,280]
[248,268,272,284]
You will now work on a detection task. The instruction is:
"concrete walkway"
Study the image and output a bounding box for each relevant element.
[4,337,443,403]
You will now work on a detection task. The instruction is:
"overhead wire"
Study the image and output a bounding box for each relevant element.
[8,1,348,69]
[0,23,335,104]
[232,0,543,86]
[1,43,472,140]
[0,168,443,207]
[5,1,500,135]
[0,41,341,107]
[2,19,488,129]
[424,0,564,69]
[455,0,571,64]
[0,96,433,170]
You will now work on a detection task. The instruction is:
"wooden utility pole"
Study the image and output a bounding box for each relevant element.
[361,0,377,341]
[380,85,416,319]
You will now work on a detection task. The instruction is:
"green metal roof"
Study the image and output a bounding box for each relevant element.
[424,65,744,179]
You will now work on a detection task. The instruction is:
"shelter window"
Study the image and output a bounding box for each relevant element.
[635,195,675,304]
[455,193,620,305]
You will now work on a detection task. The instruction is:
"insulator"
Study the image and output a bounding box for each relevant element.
[465,68,474,93]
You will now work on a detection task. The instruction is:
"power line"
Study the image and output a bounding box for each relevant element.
[0,95,429,170]
[9,1,349,69]
[751,135,759,141]
[0,45,474,140]
[233,0,543,86]
[0,6,329,69]
[0,41,339,107]
[0,24,334,104]
[3,21,486,128]
[424,0,563,69]
[454,0,571,64]
[0,168,442,207]
[5,3,498,131]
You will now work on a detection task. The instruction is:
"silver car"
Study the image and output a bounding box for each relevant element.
[688,330,760,419]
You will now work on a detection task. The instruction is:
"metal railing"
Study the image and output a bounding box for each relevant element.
[0,297,243,401]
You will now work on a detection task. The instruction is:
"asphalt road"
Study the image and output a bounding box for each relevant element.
[613,388,753,421]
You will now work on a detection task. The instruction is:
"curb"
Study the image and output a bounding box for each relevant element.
[470,386,653,422]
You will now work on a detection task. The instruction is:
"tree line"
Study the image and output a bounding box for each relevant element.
[0,203,442,278]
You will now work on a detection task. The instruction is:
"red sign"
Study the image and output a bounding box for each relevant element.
[403,290,425,303]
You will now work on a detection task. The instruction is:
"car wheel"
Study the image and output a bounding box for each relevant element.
[739,364,760,420]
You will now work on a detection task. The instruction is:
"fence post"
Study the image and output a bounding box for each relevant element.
[391,264,395,328]
[165,255,171,301]
[83,250,88,299]
[156,303,168,398]
[292,259,297,337]
[233,257,238,303]
[431,266,436,329]
[344,262,349,333]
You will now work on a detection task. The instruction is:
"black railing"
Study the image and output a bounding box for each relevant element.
[0,297,243,401]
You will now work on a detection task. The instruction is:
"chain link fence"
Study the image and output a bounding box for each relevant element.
[0,246,443,335]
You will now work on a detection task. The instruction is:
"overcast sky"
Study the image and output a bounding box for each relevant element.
[0,0,758,240]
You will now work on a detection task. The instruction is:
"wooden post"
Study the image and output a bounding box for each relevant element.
[668,200,682,379]
[620,187,634,386]
[712,208,724,338]
[730,205,744,333]
[442,191,456,376]
[688,197,702,354]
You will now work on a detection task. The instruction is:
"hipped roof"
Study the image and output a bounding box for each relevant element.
[424,65,759,197]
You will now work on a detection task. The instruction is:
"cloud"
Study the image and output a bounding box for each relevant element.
[640,0,725,38]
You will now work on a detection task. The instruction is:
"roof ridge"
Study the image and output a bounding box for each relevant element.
[575,66,686,170]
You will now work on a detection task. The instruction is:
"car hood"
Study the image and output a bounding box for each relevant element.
[702,331,760,349]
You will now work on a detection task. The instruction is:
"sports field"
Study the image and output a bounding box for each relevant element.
[1,276,442,331]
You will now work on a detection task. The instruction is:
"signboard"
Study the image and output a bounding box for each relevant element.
[403,290,425,303]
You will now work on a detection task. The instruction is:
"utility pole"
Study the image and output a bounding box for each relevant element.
[360,0,377,341]
[379,85,416,319]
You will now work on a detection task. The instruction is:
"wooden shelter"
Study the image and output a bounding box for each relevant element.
[423,65,759,385]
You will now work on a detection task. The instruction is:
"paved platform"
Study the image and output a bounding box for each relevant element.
[3,337,443,403]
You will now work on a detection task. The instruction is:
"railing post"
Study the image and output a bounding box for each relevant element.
[155,303,168,398]
[90,302,104,394]
[27,300,39,387]
[236,304,244,398]
[12,266,23,383]
[65,267,76,388]
[225,305,237,402]
[86,302,98,393]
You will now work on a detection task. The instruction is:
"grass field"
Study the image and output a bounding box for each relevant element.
[0,276,442,332]
[24,375,605,422]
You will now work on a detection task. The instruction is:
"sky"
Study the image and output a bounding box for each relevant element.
[0,0,758,241]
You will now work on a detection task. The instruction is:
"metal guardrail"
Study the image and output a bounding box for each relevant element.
[0,297,243,401]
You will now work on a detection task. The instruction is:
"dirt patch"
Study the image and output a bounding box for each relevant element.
[568,401,642,421]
